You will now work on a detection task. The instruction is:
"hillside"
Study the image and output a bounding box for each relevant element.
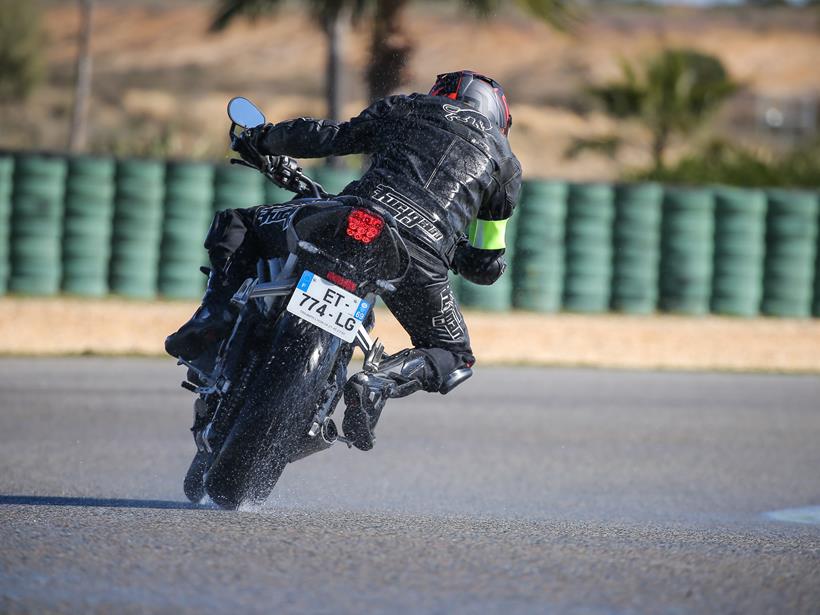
[3,2,819,180]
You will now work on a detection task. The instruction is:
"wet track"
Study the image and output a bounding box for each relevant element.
[1,358,819,614]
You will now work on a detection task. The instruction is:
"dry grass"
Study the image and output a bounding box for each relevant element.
[2,297,819,373]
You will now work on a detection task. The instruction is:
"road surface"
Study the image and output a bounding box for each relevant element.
[0,358,818,614]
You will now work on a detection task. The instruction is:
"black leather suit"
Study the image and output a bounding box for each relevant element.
[209,93,522,390]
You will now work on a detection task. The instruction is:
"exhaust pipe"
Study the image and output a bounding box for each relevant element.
[288,418,338,462]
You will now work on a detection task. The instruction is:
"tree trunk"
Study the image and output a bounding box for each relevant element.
[323,8,347,168]
[68,0,94,153]
[366,0,412,103]
[651,125,669,171]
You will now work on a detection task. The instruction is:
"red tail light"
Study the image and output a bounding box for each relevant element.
[326,271,357,292]
[346,208,384,244]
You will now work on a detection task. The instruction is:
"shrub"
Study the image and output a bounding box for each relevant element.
[0,0,45,103]
[633,140,820,188]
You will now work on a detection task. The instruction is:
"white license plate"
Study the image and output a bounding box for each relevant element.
[286,271,370,343]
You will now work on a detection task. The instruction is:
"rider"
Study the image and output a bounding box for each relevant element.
[165,70,522,451]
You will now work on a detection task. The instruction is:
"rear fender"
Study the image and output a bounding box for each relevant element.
[286,202,410,295]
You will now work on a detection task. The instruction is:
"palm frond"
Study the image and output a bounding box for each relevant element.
[515,0,579,31]
[461,0,579,31]
[564,135,622,161]
[210,0,283,32]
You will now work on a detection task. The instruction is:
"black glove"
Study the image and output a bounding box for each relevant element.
[452,243,506,286]
[232,125,269,169]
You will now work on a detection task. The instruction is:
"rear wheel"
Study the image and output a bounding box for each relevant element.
[204,313,343,510]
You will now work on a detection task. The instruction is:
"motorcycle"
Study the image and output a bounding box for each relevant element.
[175,97,411,509]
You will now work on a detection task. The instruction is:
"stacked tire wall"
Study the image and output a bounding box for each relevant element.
[62,157,116,297]
[213,164,265,215]
[511,181,567,313]
[109,159,165,299]
[9,155,67,296]
[159,162,214,299]
[611,183,663,314]
[562,183,615,313]
[711,187,766,316]
[762,189,818,318]
[1,151,818,320]
[658,187,715,315]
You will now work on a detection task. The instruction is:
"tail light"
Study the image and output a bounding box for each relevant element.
[346,208,384,245]
[326,271,357,293]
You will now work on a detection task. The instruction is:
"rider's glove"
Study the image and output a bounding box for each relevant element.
[232,125,269,169]
[451,243,507,286]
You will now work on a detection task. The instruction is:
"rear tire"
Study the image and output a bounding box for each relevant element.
[204,313,342,510]
[203,421,287,510]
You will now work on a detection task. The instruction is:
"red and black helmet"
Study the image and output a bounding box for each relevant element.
[429,70,512,136]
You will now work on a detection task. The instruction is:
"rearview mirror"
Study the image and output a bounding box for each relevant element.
[227,97,266,129]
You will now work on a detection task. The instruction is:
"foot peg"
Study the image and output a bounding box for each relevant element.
[363,338,385,373]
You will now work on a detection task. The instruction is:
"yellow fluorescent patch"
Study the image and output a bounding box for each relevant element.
[468,218,508,250]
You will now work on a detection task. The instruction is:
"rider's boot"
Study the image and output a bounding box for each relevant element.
[342,349,432,451]
[164,269,239,360]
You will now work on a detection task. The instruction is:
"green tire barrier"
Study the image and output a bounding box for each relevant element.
[213,163,265,214]
[311,166,360,196]
[61,156,116,297]
[264,178,295,206]
[159,162,215,299]
[710,187,766,317]
[0,155,13,294]
[9,155,67,295]
[458,214,518,312]
[3,147,820,318]
[815,191,820,318]
[512,180,567,312]
[658,187,715,315]
[562,183,614,313]
[109,159,165,299]
[458,275,512,312]
[611,183,663,314]
[762,189,818,318]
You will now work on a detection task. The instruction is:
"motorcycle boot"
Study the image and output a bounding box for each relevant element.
[164,269,239,360]
[342,349,432,451]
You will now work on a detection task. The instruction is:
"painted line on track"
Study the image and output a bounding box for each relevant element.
[763,506,820,525]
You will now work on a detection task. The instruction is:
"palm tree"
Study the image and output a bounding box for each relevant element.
[366,0,576,102]
[212,0,577,109]
[69,0,94,152]
[579,48,739,170]
[212,0,366,123]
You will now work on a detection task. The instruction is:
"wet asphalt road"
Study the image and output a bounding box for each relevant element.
[0,358,818,614]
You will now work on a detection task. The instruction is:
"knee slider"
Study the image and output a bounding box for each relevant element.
[438,367,473,394]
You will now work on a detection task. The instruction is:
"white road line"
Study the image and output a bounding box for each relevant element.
[764,506,820,525]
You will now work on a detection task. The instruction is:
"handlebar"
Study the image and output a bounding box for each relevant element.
[229,122,329,200]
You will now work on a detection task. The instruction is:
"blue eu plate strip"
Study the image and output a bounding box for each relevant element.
[354,300,370,321]
[297,270,314,291]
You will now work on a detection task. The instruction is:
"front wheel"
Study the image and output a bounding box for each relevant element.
[183,450,209,504]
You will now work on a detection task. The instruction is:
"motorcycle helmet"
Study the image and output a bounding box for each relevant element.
[429,70,512,136]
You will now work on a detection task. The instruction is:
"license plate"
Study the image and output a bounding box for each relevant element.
[286,271,370,343]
